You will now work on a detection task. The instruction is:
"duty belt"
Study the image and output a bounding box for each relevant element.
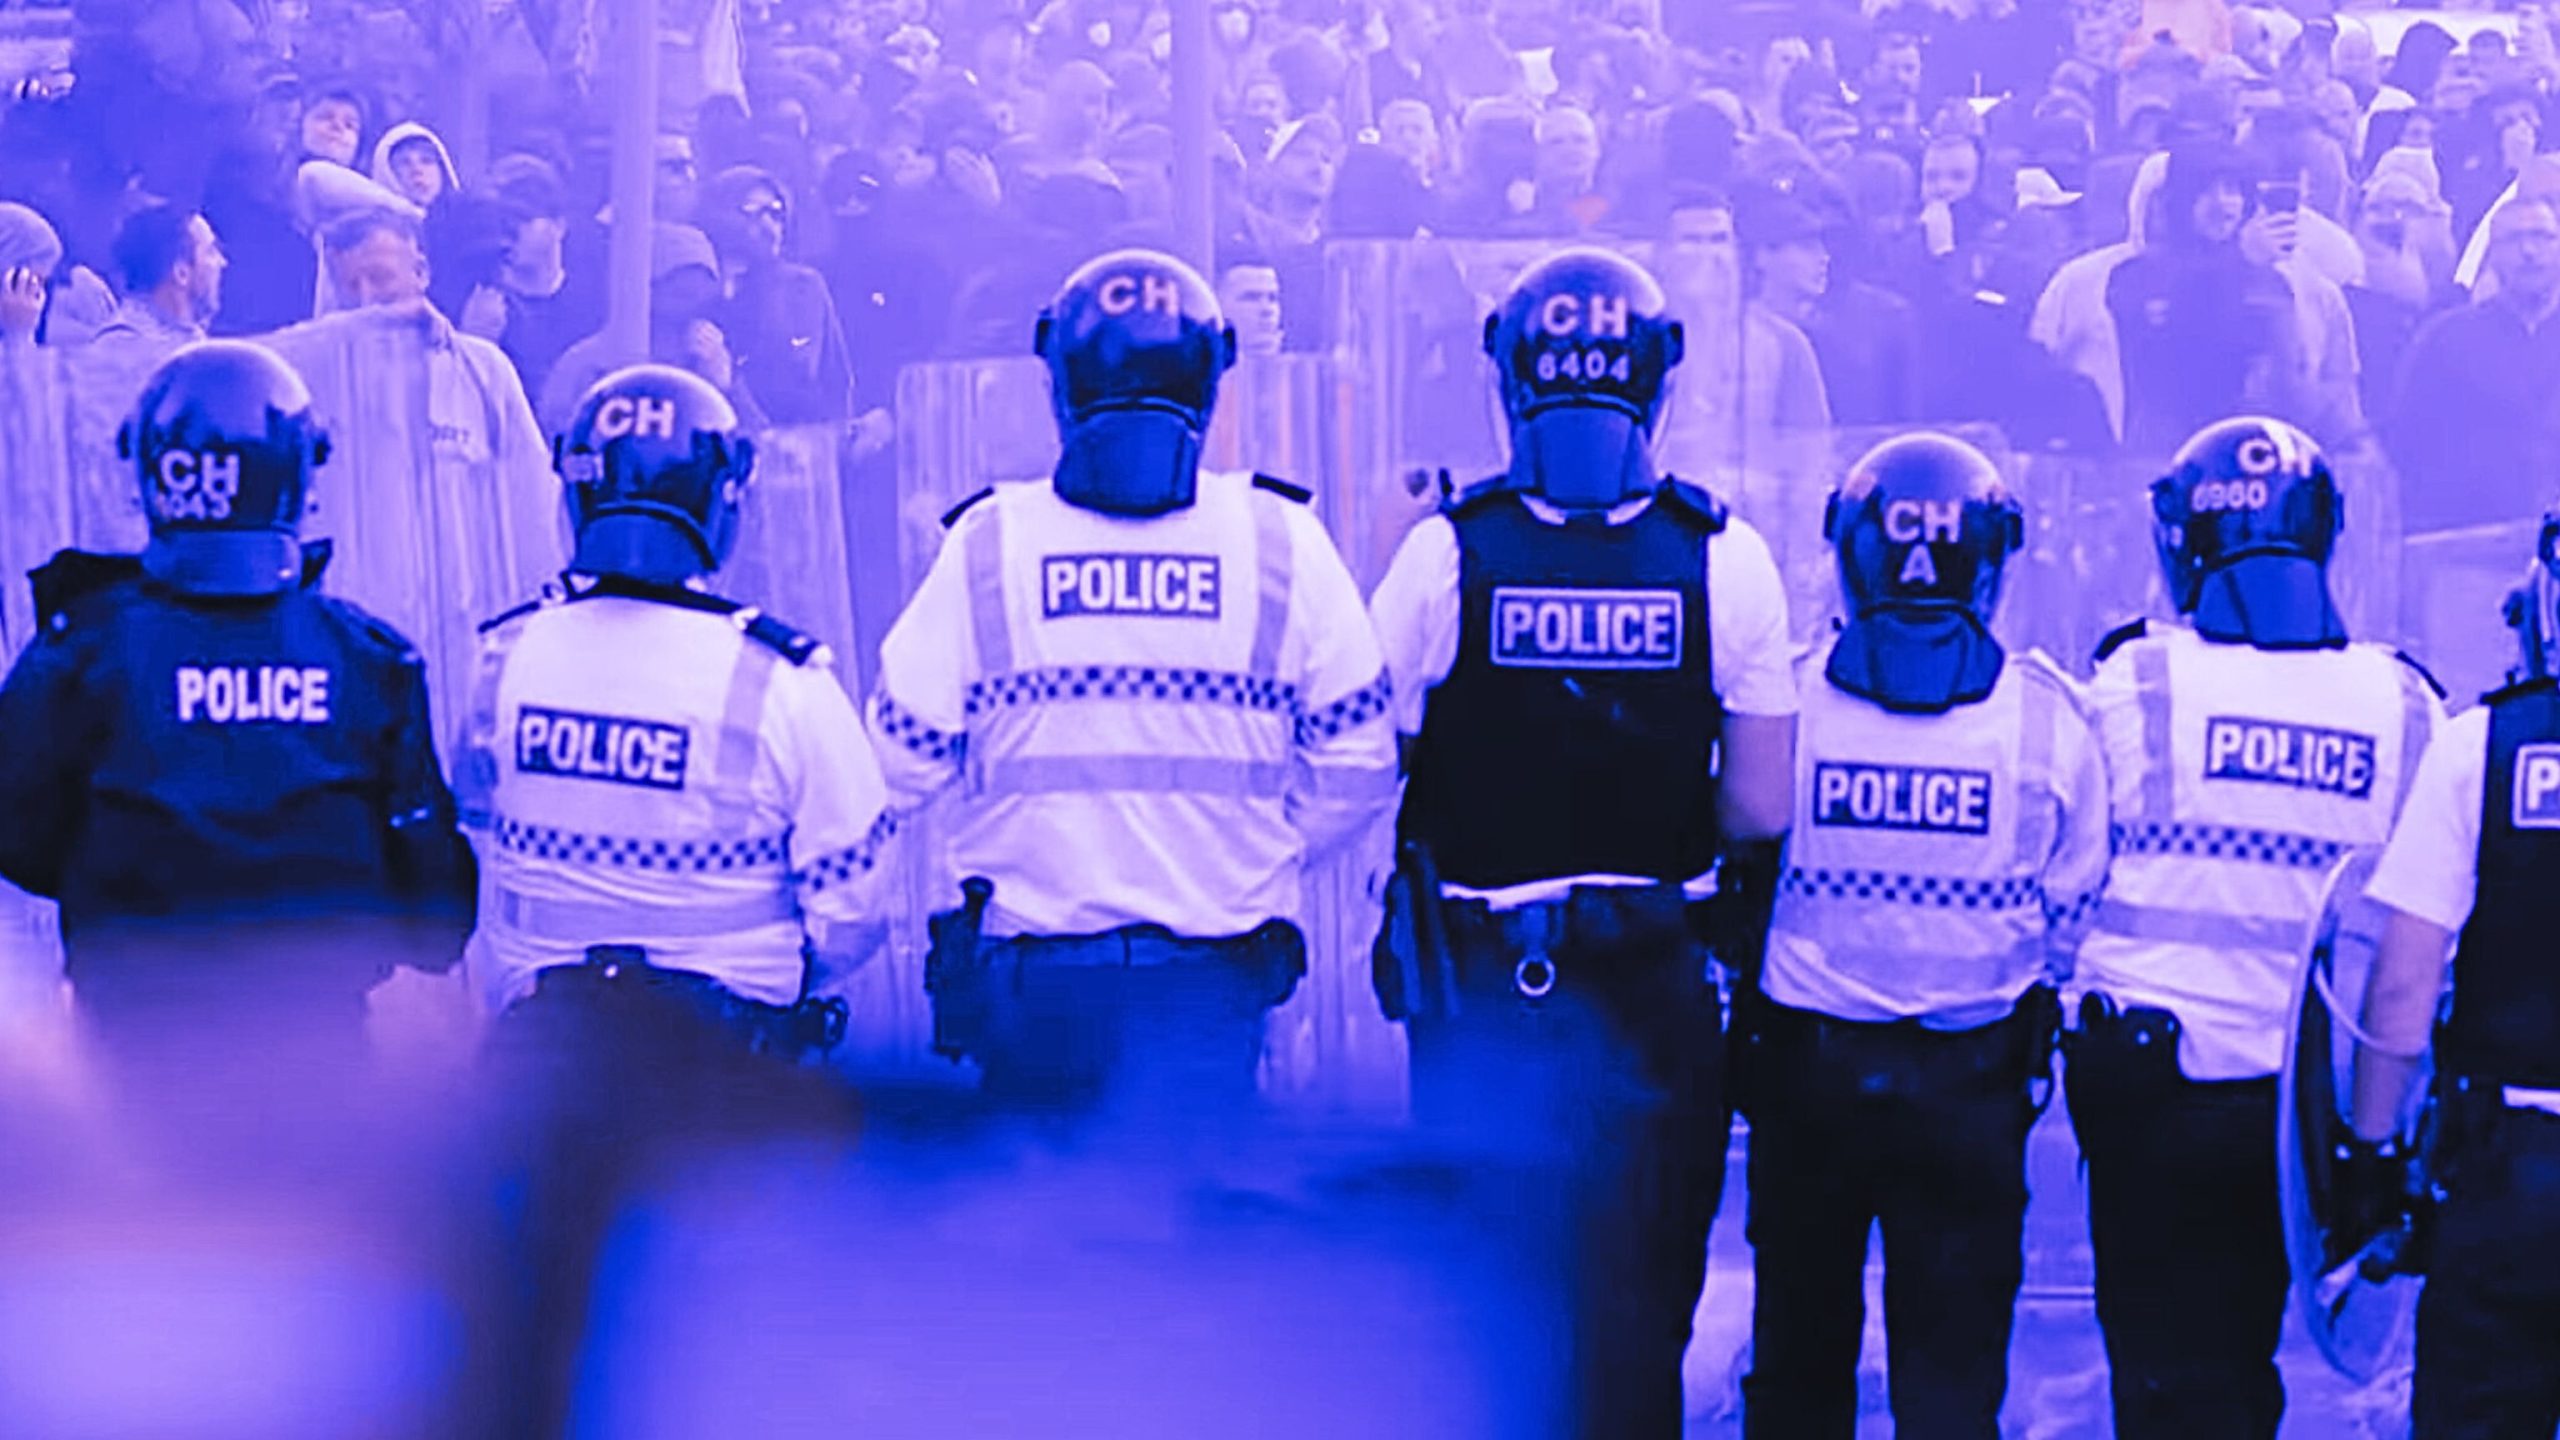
[1441,882,1704,1001]
[984,921,1296,968]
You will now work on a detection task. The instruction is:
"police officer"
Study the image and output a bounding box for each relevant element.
[1366,247,1798,1440]
[1741,433,2109,1438]
[2351,517,2560,1439]
[868,249,1396,1134]
[2068,415,2442,1440]
[0,340,473,1073]
[460,363,888,1438]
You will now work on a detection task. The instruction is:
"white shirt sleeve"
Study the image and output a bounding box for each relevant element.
[1280,502,1402,856]
[866,505,978,809]
[2365,705,2487,933]
[2036,664,2114,971]
[1365,514,1461,738]
[1708,518,1799,718]
[776,656,896,974]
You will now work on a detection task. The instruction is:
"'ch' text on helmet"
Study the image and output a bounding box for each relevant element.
[1821,430,2024,713]
[1035,247,1237,518]
[555,364,756,585]
[121,340,333,598]
[1483,247,1685,510]
[2151,415,2346,650]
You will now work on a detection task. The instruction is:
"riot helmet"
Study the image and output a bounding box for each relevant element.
[2502,511,2560,683]
[121,340,332,597]
[1483,247,1684,509]
[1821,431,2023,712]
[1035,247,1236,517]
[2152,415,2346,649]
[556,364,756,584]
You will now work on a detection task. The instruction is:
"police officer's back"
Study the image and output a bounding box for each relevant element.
[1366,248,1799,1440]
[0,341,472,1042]
[2067,416,2442,1440]
[1745,434,2109,1439]
[868,249,1397,1128]
[459,364,886,1440]
[2353,516,2560,1439]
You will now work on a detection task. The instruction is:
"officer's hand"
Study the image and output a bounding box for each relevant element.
[2330,1134,2412,1271]
[0,265,45,338]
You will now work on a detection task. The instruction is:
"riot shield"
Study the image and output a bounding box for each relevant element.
[2277,847,2425,1384]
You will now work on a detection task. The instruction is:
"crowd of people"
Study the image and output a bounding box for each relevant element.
[3,0,2555,531]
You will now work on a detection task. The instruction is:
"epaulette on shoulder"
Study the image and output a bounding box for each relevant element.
[940,485,995,529]
[2092,618,2149,666]
[740,609,822,666]
[1250,472,1313,505]
[2392,648,2449,702]
[1657,478,1729,532]
[27,549,143,635]
[477,579,569,635]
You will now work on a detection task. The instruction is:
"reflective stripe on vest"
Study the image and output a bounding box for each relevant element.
[455,619,531,828]
[2130,641,2176,821]
[2014,670,2056,871]
[1249,493,1292,678]
[972,753,1292,797]
[2092,897,2303,952]
[966,502,1014,676]
[494,884,800,941]
[709,630,780,836]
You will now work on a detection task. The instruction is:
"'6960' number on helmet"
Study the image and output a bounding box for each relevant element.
[2190,478,2272,513]
[1536,348,1633,383]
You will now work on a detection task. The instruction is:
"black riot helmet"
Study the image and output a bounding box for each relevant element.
[2502,511,2560,684]
[556,364,756,584]
[1826,432,2024,620]
[1821,432,2023,713]
[121,340,333,597]
[2151,415,2346,649]
[1034,247,1237,517]
[1483,247,1685,509]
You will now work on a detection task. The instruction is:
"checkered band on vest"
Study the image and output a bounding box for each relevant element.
[1297,673,1393,746]
[2110,821,2349,871]
[494,817,790,872]
[797,810,901,894]
[963,665,1301,720]
[1781,867,2044,910]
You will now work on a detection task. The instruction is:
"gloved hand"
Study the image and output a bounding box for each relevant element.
[2329,1134,2412,1273]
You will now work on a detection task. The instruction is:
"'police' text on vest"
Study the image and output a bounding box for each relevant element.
[517,705,690,790]
[1813,761,1993,835]
[1490,586,1683,669]
[174,665,333,724]
[2511,742,2560,828]
[2203,717,2376,799]
[1041,553,1222,619]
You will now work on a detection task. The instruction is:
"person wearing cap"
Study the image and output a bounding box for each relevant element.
[539,222,758,437]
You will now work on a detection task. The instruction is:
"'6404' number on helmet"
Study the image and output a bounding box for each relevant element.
[1537,348,1632,384]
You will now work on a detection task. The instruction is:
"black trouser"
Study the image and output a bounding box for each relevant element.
[2414,1099,2560,1439]
[2063,1002,2288,1440]
[1401,886,1728,1440]
[1739,996,2038,1440]
[472,960,856,1440]
[965,922,1302,1138]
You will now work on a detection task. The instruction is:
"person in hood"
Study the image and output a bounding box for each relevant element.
[700,165,852,428]
[2104,139,2311,455]
[373,122,459,211]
